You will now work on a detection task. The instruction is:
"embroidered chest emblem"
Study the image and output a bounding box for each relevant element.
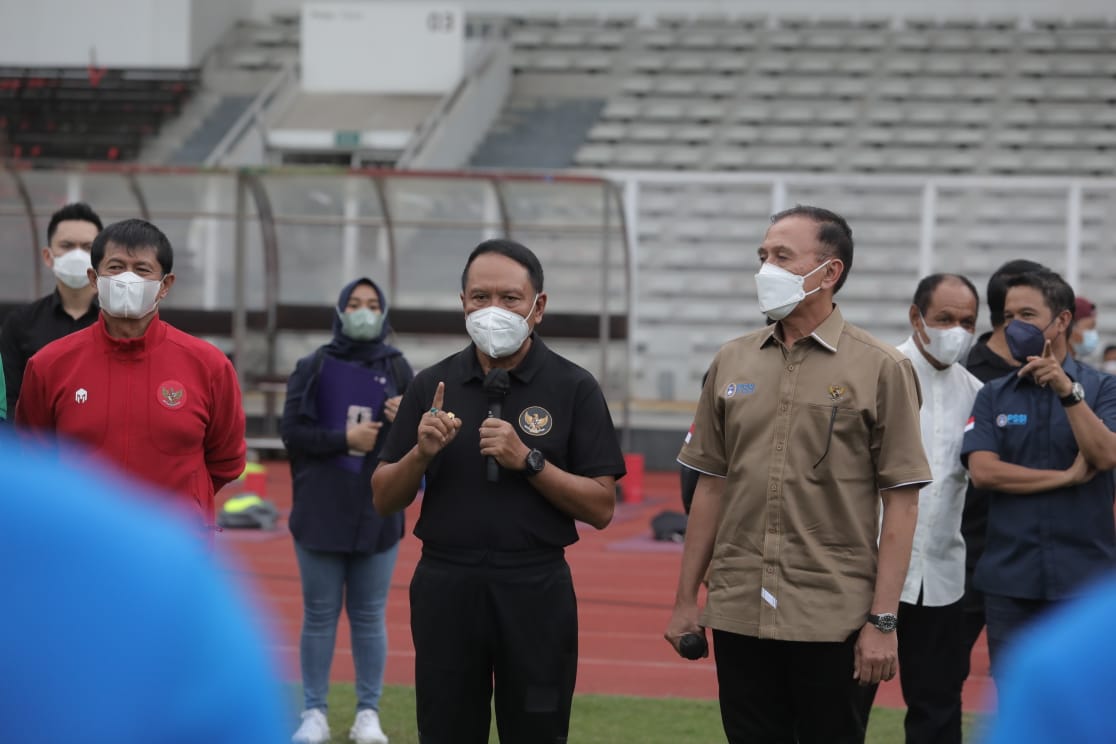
[725,383,756,398]
[158,379,187,409]
[75,388,88,404]
[519,406,552,436]
[827,385,846,401]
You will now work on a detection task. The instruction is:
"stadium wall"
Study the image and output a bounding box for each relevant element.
[0,0,247,68]
[247,0,1116,24]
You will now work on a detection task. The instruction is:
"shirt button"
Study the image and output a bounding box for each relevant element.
[779,404,788,412]
[766,566,775,575]
[770,484,778,492]
[787,364,795,372]
[768,527,777,534]
[776,444,784,451]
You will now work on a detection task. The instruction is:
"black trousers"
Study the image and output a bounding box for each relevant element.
[955,562,982,682]
[860,597,964,744]
[984,593,1055,681]
[713,629,871,744]
[959,583,985,683]
[409,550,577,744]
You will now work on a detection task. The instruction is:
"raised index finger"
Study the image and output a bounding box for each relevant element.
[430,381,445,412]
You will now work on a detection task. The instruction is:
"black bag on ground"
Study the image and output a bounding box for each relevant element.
[651,510,688,542]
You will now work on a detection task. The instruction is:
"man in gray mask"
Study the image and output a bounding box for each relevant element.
[667,205,931,744]
[1,202,102,412]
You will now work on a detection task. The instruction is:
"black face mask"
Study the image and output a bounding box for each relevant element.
[1004,319,1053,363]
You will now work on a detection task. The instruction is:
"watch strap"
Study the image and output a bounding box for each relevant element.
[1060,381,1085,407]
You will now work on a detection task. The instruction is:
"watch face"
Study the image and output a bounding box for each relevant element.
[873,613,898,632]
[1073,382,1085,400]
[526,449,545,474]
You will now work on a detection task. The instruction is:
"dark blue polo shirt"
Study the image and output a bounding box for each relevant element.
[961,356,1116,600]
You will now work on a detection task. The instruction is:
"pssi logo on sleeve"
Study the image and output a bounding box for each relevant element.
[995,413,1028,427]
[725,383,756,398]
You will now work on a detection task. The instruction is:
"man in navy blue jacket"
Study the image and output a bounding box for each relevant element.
[962,269,1116,676]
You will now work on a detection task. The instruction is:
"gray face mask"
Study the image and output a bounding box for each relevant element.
[339,307,384,340]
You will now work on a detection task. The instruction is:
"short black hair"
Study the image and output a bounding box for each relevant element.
[770,205,854,293]
[91,219,174,275]
[912,273,980,316]
[461,238,544,294]
[987,259,1046,328]
[1005,270,1075,324]
[47,202,103,244]
[1104,344,1116,358]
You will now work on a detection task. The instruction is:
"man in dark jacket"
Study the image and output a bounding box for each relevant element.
[960,259,1046,683]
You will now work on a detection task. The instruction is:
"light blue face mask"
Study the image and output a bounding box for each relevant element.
[1074,328,1099,357]
[339,307,384,341]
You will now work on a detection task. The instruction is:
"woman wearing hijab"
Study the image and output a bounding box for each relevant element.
[282,278,413,744]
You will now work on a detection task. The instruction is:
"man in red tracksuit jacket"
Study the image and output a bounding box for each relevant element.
[15,218,246,535]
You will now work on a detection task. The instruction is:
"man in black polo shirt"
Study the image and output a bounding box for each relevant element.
[1,202,102,411]
[962,269,1116,676]
[958,258,1045,684]
[373,238,626,744]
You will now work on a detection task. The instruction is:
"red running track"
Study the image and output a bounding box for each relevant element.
[217,463,994,711]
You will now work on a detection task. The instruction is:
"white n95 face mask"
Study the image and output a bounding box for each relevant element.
[53,249,93,289]
[466,297,536,358]
[97,272,163,319]
[919,318,974,367]
[754,260,830,321]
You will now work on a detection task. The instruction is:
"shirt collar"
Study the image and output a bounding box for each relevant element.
[48,288,99,317]
[454,331,547,385]
[902,336,952,377]
[761,304,844,353]
[94,313,166,355]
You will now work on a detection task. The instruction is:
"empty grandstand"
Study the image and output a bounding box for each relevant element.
[3,0,1115,464]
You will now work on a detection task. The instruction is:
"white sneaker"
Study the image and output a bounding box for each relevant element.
[350,708,388,744]
[292,708,330,744]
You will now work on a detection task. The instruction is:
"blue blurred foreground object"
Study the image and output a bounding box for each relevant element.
[984,573,1116,744]
[0,432,290,744]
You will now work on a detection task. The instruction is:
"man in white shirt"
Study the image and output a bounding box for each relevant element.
[862,273,983,744]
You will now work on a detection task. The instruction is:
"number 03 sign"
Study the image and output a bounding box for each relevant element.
[302,2,464,94]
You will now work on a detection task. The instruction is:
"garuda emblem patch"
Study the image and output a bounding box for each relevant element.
[158,380,187,409]
[518,406,552,436]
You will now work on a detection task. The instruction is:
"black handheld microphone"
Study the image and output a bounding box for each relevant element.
[677,632,708,660]
[482,368,510,482]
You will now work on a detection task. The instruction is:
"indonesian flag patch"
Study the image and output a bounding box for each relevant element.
[963,416,975,433]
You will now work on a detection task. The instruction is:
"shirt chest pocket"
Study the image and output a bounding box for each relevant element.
[801,402,869,477]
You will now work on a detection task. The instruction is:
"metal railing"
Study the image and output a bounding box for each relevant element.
[0,162,631,438]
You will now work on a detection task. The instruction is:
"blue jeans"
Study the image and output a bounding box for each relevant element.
[294,541,399,712]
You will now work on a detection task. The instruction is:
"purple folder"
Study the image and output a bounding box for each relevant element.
[316,354,388,473]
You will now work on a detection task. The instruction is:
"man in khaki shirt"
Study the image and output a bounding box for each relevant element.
[666,206,932,744]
